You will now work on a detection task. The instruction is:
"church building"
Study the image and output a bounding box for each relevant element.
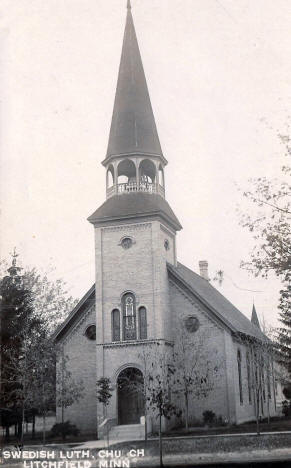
[54,1,280,437]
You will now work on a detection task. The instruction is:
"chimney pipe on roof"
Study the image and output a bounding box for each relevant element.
[199,260,209,281]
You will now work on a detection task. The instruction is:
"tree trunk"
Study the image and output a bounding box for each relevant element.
[32,414,35,439]
[159,412,163,468]
[144,401,148,444]
[267,387,270,424]
[21,404,25,445]
[256,392,260,435]
[104,405,109,448]
[185,391,189,432]
[42,412,46,445]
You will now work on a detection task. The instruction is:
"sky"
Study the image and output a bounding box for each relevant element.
[1,0,290,328]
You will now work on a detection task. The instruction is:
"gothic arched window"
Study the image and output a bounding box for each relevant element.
[122,293,136,340]
[139,307,147,339]
[246,352,252,404]
[112,309,120,342]
[237,350,243,405]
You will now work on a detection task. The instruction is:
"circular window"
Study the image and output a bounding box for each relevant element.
[121,237,133,250]
[85,325,96,340]
[184,315,200,333]
[164,239,170,251]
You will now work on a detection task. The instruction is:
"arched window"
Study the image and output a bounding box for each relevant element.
[246,352,252,404]
[237,349,243,405]
[139,307,147,339]
[262,364,266,402]
[122,293,136,340]
[112,309,120,342]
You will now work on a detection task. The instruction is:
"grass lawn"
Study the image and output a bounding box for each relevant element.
[2,417,291,448]
[164,416,291,437]
[112,433,291,456]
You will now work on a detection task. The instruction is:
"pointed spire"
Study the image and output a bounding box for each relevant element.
[105,1,163,160]
[251,304,261,329]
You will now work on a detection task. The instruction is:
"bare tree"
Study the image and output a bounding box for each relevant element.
[173,322,219,431]
[145,343,181,468]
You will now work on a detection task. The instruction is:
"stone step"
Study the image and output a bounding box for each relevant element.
[109,424,145,441]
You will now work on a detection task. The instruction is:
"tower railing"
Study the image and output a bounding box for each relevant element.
[106,182,165,199]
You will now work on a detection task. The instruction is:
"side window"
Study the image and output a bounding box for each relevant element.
[112,309,120,342]
[237,349,243,405]
[246,352,252,403]
[139,306,147,339]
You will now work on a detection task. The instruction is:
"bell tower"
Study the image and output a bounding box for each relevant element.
[88,0,182,430]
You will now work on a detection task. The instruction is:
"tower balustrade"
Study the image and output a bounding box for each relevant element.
[106,181,165,199]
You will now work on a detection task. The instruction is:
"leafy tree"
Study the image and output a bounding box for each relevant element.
[0,256,78,337]
[0,252,81,443]
[173,322,219,431]
[97,377,113,445]
[239,132,291,371]
[0,252,42,442]
[29,337,56,444]
[56,353,84,425]
[22,267,78,336]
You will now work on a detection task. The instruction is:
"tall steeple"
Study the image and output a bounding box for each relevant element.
[89,1,181,232]
[104,0,163,161]
[251,304,261,330]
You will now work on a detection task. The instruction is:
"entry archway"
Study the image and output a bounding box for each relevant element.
[117,367,144,425]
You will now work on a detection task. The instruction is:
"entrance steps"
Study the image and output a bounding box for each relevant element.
[109,424,145,442]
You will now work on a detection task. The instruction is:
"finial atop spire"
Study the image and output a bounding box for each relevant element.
[7,247,22,279]
[127,0,131,10]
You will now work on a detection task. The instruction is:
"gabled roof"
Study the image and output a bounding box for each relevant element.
[53,285,95,342]
[105,1,163,160]
[88,192,182,231]
[167,262,267,341]
[54,262,266,343]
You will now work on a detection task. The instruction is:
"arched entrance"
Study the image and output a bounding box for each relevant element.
[117,367,144,425]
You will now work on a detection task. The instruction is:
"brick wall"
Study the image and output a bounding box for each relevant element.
[56,306,97,435]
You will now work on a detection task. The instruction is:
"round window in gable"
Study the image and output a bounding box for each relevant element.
[85,325,96,340]
[164,239,170,251]
[121,237,133,250]
[184,315,200,333]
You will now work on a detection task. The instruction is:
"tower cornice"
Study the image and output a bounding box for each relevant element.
[102,152,168,167]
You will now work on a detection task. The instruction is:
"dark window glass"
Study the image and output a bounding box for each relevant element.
[246,352,252,403]
[237,350,243,405]
[139,307,147,339]
[122,293,136,340]
[85,325,96,340]
[112,309,120,341]
[262,365,266,402]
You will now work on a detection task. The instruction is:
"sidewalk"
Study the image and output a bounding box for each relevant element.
[126,448,291,467]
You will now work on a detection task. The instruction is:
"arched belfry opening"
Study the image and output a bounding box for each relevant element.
[117,159,137,193]
[106,165,114,187]
[158,164,165,187]
[139,159,156,192]
[117,367,144,425]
